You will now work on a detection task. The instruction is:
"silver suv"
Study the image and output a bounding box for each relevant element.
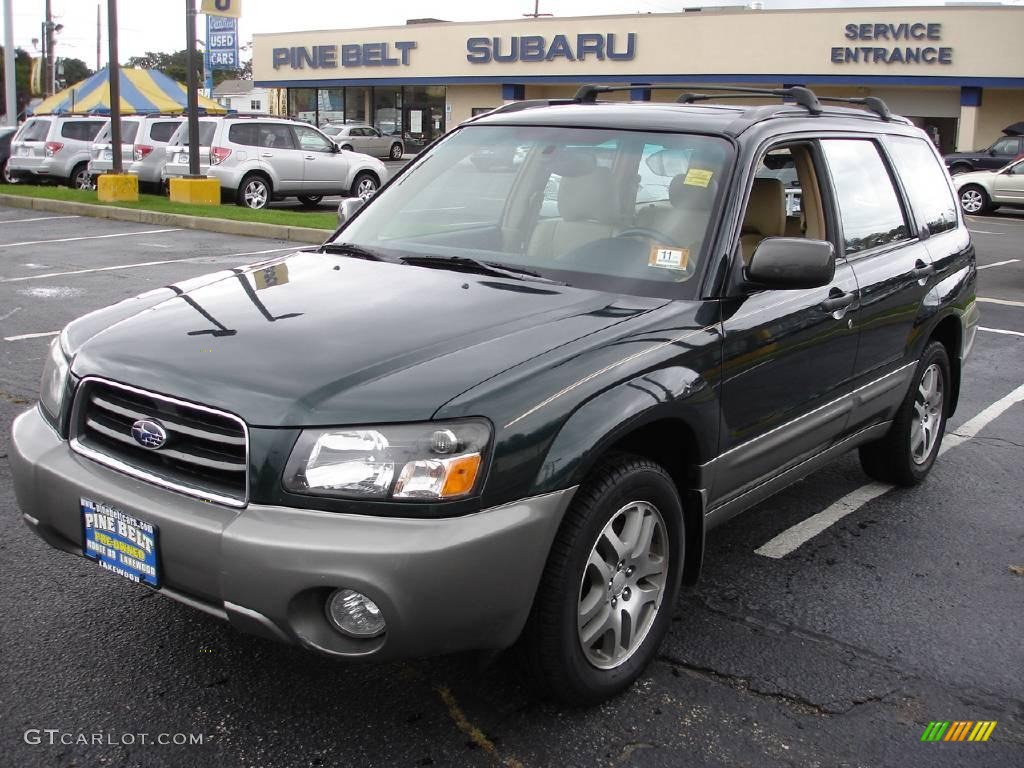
[321,123,404,160]
[88,115,184,191]
[163,116,387,209]
[8,115,106,188]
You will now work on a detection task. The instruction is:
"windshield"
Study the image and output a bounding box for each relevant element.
[335,124,732,298]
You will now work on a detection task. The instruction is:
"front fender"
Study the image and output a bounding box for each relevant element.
[532,365,719,494]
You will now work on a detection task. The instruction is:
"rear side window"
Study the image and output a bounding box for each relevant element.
[60,120,104,141]
[149,122,180,143]
[886,136,958,236]
[19,119,52,141]
[258,124,295,149]
[821,139,910,255]
[228,124,258,146]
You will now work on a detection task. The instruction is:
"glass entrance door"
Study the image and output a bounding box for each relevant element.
[402,86,446,152]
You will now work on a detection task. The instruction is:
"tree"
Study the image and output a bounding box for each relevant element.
[0,46,33,119]
[124,50,190,83]
[60,58,93,88]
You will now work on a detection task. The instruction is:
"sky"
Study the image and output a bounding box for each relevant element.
[5,0,1022,69]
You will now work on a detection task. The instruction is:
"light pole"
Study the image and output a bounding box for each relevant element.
[107,0,121,174]
[3,0,16,125]
[185,0,200,178]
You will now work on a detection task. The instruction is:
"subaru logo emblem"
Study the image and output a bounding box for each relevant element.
[130,418,167,450]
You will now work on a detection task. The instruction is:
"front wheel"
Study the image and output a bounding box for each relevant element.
[351,172,379,201]
[949,163,972,176]
[958,184,990,215]
[521,454,685,705]
[237,174,271,209]
[859,341,951,486]
[297,194,323,208]
[389,142,403,160]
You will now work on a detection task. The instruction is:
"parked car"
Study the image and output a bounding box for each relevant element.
[160,117,220,186]
[943,134,1023,175]
[0,126,17,183]
[321,123,404,160]
[88,115,184,192]
[11,85,977,706]
[7,115,106,188]
[954,157,1024,214]
[163,116,386,208]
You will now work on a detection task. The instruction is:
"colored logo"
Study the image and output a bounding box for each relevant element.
[130,419,168,450]
[921,721,997,742]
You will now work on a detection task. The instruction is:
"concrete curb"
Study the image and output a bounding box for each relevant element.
[0,193,332,245]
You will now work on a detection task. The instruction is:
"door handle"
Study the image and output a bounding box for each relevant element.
[261,152,274,158]
[910,259,934,281]
[819,288,855,313]
[304,155,316,160]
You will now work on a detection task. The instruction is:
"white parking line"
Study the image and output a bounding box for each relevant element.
[977,259,1020,270]
[0,246,297,283]
[979,326,1024,338]
[755,382,1024,559]
[0,228,181,248]
[978,297,1024,308]
[0,215,81,225]
[3,330,59,342]
[968,229,1004,235]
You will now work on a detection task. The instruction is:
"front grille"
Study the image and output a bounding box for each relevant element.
[71,378,248,507]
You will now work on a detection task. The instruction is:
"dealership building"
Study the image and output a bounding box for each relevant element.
[253,4,1023,154]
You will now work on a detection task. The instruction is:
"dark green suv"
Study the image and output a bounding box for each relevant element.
[11,86,978,705]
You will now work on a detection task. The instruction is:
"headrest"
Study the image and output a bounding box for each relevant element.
[669,172,717,210]
[742,177,786,238]
[559,166,615,222]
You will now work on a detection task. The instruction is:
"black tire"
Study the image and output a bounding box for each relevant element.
[297,194,324,208]
[859,341,951,486]
[236,173,271,209]
[350,171,379,200]
[70,163,94,190]
[1,159,19,184]
[389,142,403,160]
[958,184,991,216]
[521,453,685,705]
[949,163,972,176]
[340,144,353,152]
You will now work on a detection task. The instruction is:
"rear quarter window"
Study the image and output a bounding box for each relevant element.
[60,120,104,141]
[228,124,258,146]
[886,136,958,236]
[149,122,181,143]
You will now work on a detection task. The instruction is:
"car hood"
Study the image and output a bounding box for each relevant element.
[953,169,996,187]
[67,251,664,427]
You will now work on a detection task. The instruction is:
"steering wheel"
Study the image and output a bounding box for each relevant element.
[616,226,676,243]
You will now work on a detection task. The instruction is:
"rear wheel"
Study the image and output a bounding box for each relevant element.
[340,144,353,152]
[70,163,94,190]
[389,142,403,160]
[521,454,685,705]
[297,194,324,208]
[958,185,990,215]
[237,173,271,210]
[351,172,379,201]
[1,159,19,184]
[949,163,972,176]
[859,341,951,486]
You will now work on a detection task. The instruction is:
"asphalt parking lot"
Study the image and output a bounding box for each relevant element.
[1,206,1022,767]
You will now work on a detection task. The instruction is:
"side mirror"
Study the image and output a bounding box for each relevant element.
[337,197,365,227]
[745,237,835,290]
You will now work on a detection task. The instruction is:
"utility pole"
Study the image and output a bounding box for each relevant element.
[3,0,16,125]
[45,0,55,96]
[523,1,552,18]
[107,0,122,173]
[96,4,101,72]
[184,0,200,177]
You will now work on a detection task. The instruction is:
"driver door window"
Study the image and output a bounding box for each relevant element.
[293,126,334,153]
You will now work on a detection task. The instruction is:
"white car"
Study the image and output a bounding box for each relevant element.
[954,157,1024,215]
[321,124,404,160]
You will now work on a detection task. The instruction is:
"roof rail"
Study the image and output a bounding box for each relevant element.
[814,95,892,121]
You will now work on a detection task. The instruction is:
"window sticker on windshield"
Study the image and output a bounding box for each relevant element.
[683,168,714,188]
[649,247,689,270]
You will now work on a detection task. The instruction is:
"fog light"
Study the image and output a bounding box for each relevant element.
[325,589,386,638]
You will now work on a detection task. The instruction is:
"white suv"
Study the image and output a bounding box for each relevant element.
[88,115,184,191]
[163,116,387,209]
[8,115,107,188]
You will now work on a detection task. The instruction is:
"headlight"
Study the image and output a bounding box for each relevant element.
[39,336,70,423]
[283,420,491,500]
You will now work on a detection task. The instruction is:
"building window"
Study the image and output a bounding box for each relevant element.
[373,88,403,136]
[250,99,261,111]
[288,88,317,123]
[346,86,369,124]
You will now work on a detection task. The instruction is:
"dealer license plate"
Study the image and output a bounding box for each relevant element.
[81,498,160,588]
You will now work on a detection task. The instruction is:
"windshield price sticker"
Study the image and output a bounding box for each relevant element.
[649,247,689,270]
[683,168,714,188]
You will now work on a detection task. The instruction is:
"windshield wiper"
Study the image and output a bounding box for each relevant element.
[319,242,395,262]
[400,255,566,285]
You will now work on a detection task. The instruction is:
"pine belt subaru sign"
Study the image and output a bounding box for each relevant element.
[208,15,239,70]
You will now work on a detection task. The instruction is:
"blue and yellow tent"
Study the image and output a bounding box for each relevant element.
[30,67,226,115]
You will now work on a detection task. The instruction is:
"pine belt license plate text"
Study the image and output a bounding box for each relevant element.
[81,498,160,587]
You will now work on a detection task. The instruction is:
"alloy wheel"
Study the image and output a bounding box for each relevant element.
[960,188,984,214]
[243,179,269,209]
[75,169,95,190]
[911,363,944,465]
[390,143,403,160]
[356,177,378,200]
[577,500,669,670]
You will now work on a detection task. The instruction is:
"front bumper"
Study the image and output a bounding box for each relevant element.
[11,406,574,659]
